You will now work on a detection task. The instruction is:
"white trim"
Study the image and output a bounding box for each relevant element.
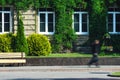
[38,11,55,35]
[10,12,12,33]
[108,12,120,34]
[73,12,89,35]
[2,12,4,33]
[0,8,12,34]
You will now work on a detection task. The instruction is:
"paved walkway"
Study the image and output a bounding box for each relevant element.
[0,65,120,80]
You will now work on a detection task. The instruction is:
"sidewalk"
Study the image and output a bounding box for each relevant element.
[0,65,120,72]
[0,65,120,80]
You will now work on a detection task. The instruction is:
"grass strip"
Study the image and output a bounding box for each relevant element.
[108,72,120,77]
[26,53,120,58]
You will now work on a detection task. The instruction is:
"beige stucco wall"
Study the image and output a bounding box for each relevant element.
[14,9,38,36]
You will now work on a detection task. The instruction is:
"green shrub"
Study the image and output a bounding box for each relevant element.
[0,33,14,52]
[111,35,120,53]
[101,34,120,54]
[15,16,28,54]
[27,34,51,56]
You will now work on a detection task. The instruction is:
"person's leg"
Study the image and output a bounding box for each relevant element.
[88,57,94,67]
[95,58,100,67]
[95,61,98,66]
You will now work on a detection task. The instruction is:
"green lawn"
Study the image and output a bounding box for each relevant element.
[26,53,120,58]
[27,53,91,58]
[111,72,120,77]
[48,53,91,57]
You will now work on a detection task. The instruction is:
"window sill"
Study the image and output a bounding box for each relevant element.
[75,33,89,35]
[38,32,54,35]
[109,32,120,35]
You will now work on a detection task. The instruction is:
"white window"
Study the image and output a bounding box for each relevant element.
[38,10,55,35]
[73,12,89,35]
[108,12,120,34]
[0,7,12,33]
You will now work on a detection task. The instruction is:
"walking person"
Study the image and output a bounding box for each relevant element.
[88,39,101,67]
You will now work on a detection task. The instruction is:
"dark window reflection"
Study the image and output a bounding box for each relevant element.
[48,23,53,32]
[74,23,79,32]
[40,23,45,32]
[4,23,10,32]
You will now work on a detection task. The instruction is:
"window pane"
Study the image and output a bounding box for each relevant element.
[82,23,87,32]
[4,23,10,32]
[108,14,113,22]
[0,13,2,32]
[116,14,120,22]
[116,14,120,32]
[40,14,45,22]
[0,13,2,22]
[40,23,45,32]
[74,14,79,22]
[108,23,113,32]
[48,23,53,32]
[108,14,113,32]
[4,13,10,22]
[0,7,2,11]
[74,23,79,32]
[82,14,87,22]
[116,23,120,32]
[48,14,53,22]
[0,23,2,32]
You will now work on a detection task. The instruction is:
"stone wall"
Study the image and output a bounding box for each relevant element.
[73,35,91,53]
[14,9,36,36]
[25,57,120,66]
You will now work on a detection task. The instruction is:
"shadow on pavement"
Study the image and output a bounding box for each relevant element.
[10,78,120,80]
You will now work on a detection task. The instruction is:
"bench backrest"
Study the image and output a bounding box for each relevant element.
[0,52,25,58]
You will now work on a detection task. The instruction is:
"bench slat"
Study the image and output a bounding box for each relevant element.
[0,53,25,58]
[0,59,26,63]
[0,52,26,65]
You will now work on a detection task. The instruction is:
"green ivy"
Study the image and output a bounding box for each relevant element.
[51,0,77,53]
[88,0,107,43]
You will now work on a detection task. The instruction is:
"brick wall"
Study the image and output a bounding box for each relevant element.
[25,57,120,66]
[14,9,36,36]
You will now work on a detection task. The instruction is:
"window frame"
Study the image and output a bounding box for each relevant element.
[0,8,12,34]
[108,12,120,34]
[38,11,55,35]
[73,12,89,35]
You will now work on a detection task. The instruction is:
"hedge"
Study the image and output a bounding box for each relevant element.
[0,33,15,52]
[27,34,52,56]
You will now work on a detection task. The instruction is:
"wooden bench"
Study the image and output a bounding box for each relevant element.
[0,52,26,66]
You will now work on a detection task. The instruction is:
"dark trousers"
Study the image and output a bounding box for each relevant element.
[88,56,99,66]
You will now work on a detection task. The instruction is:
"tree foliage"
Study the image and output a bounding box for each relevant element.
[15,15,28,54]
[88,0,107,43]
[51,0,77,53]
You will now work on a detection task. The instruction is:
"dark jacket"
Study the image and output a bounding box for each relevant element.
[91,43,100,56]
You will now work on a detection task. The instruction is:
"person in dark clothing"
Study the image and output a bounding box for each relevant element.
[88,40,101,67]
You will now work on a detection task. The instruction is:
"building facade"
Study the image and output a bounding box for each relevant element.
[0,1,120,53]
